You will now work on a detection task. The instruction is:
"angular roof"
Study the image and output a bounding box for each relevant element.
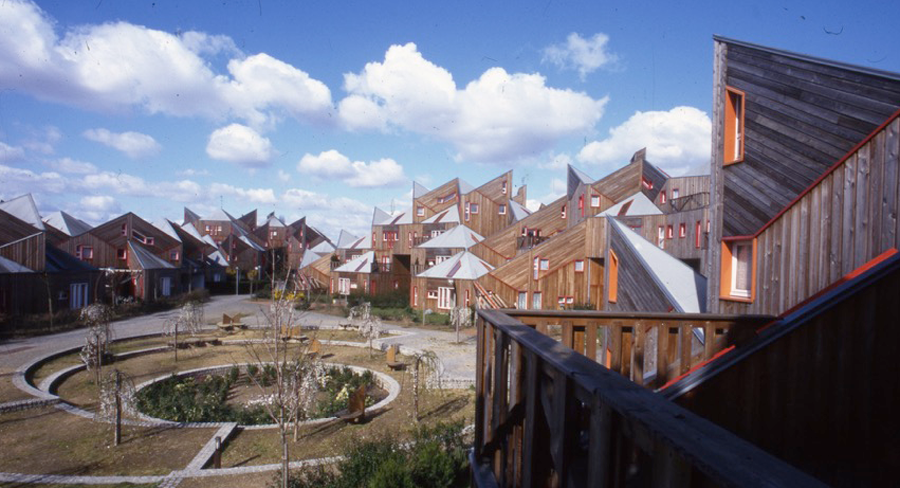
[458,179,475,195]
[128,241,175,270]
[336,230,367,250]
[567,165,594,199]
[43,211,92,236]
[310,239,336,255]
[0,254,33,274]
[413,181,430,199]
[0,194,45,231]
[181,222,205,242]
[419,225,484,249]
[202,234,218,247]
[46,245,97,273]
[207,250,229,267]
[417,250,494,280]
[376,208,412,225]
[422,205,460,224]
[372,207,391,226]
[202,208,233,221]
[239,235,265,252]
[509,200,531,221]
[298,249,323,270]
[265,212,286,228]
[152,219,181,242]
[333,250,376,274]
[608,217,706,313]
[599,192,663,217]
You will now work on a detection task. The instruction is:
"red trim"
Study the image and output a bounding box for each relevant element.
[659,345,736,391]
[725,107,900,242]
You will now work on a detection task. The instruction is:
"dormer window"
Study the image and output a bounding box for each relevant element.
[417,206,425,217]
[724,87,745,165]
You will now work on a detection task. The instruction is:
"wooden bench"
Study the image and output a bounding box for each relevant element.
[306,339,321,357]
[338,384,366,423]
[386,344,405,370]
[217,313,244,331]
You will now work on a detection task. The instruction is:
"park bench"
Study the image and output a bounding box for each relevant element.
[386,344,405,370]
[338,384,366,423]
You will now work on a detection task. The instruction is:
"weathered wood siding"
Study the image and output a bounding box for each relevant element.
[720,114,900,315]
[0,232,46,271]
[661,175,710,200]
[604,224,675,312]
[470,196,568,265]
[413,179,461,223]
[618,207,710,269]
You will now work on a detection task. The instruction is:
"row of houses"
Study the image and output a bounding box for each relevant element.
[0,198,332,316]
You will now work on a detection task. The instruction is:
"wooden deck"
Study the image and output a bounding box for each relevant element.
[473,309,824,487]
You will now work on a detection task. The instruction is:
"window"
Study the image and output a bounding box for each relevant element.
[271,230,278,238]
[720,240,756,301]
[431,230,444,238]
[724,87,745,164]
[660,191,667,204]
[657,226,665,249]
[82,246,93,260]
[695,221,702,249]
[672,188,680,199]
[216,225,223,232]
[532,292,542,310]
[533,257,540,279]
[121,223,127,236]
[679,223,687,238]
[558,296,567,307]
[437,193,456,204]
[540,259,549,270]
[465,289,470,307]
[578,195,584,217]
[465,203,471,222]
[381,255,391,272]
[338,277,351,295]
[413,286,418,307]
[438,287,453,310]
[427,289,438,299]
[69,283,88,309]
[499,204,507,215]
[501,180,508,194]
[145,237,154,246]
[561,205,567,219]
[170,249,180,260]
[117,248,127,260]
[591,195,600,208]
[517,291,527,309]
[608,249,619,304]
[435,255,451,264]
[160,277,172,297]
[574,260,584,272]
[408,232,413,248]
[470,203,479,214]
[372,232,376,248]
[666,225,674,239]
[205,225,211,233]
[417,206,425,217]
[641,177,653,190]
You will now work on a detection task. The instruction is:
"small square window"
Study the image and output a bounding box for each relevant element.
[501,181,508,194]
[470,203,479,214]
[561,205,567,219]
[679,223,687,238]
[566,297,574,305]
[170,250,180,260]
[666,225,674,239]
[117,249,127,260]
[82,246,93,259]
[417,206,425,217]
[574,260,584,272]
[427,290,438,299]
[121,224,127,236]
[590,195,600,208]
[499,204,507,215]
[672,189,680,199]
[540,259,549,270]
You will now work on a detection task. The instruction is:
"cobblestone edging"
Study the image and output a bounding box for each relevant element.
[0,397,60,414]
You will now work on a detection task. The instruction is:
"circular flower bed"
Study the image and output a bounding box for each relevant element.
[135,364,386,425]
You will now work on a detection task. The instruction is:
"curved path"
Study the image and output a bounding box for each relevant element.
[0,294,477,486]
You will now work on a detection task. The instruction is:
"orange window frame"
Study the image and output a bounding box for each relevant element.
[724,86,746,165]
[608,248,619,304]
[719,238,757,303]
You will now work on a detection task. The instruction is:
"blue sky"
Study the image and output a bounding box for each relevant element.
[2,0,898,238]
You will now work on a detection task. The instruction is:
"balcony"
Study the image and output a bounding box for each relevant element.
[516,235,549,251]
[666,192,709,213]
[471,309,822,487]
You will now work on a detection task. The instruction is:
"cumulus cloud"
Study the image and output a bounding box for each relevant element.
[577,106,711,176]
[282,188,372,237]
[49,157,98,174]
[82,128,161,159]
[209,183,277,205]
[177,168,210,177]
[539,152,573,170]
[542,32,619,80]
[277,169,291,182]
[297,149,407,188]
[0,164,67,198]
[338,43,607,162]
[0,0,331,128]
[0,142,25,163]
[206,124,273,167]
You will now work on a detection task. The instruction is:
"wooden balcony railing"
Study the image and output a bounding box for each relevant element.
[472,309,825,488]
[666,192,710,213]
[516,235,549,250]
[503,309,772,388]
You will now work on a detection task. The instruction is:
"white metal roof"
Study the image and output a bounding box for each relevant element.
[0,254,33,274]
[458,179,475,194]
[422,205,460,224]
[413,181,430,199]
[508,200,531,221]
[152,219,181,242]
[298,249,323,270]
[0,194,45,231]
[418,224,484,249]
[310,239,336,254]
[333,250,376,274]
[43,211,92,236]
[417,250,494,280]
[599,192,663,217]
[608,217,706,313]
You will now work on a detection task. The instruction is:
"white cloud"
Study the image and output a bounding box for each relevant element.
[49,157,98,174]
[0,142,25,163]
[82,128,161,159]
[281,188,372,237]
[0,164,67,200]
[539,152,573,170]
[177,168,210,177]
[577,106,712,176]
[22,126,61,155]
[542,32,619,80]
[297,149,407,188]
[206,124,273,168]
[277,169,291,182]
[0,0,331,128]
[209,183,277,205]
[80,195,118,212]
[76,195,121,223]
[338,43,607,162]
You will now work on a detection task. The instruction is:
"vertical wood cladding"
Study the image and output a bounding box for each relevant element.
[0,232,46,271]
[604,224,674,312]
[414,179,462,223]
[719,39,900,237]
[470,196,569,266]
[719,116,900,316]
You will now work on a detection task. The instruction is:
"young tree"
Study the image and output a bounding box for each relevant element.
[243,277,323,488]
[449,306,472,344]
[352,303,383,358]
[411,350,442,423]
[163,301,204,362]
[97,369,135,446]
[80,303,113,384]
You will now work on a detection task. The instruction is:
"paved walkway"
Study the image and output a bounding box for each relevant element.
[0,294,477,485]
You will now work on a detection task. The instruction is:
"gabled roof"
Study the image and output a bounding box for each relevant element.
[128,241,175,270]
[376,208,412,225]
[240,235,265,252]
[43,211,92,236]
[372,207,391,226]
[183,207,201,225]
[413,181,430,199]
[0,254,33,274]
[417,250,494,280]
[152,219,181,242]
[181,222,205,242]
[336,230,367,250]
[298,249,323,270]
[508,200,531,221]
[202,234,218,247]
[608,217,705,313]
[202,208,233,221]
[567,165,594,200]
[458,179,475,195]
[206,250,229,267]
[265,212,286,228]
[333,250,376,274]
[45,245,97,273]
[422,205,460,224]
[419,225,484,249]
[599,192,663,217]
[310,239,336,255]
[0,194,45,231]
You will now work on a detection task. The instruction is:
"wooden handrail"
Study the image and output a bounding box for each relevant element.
[472,309,825,487]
